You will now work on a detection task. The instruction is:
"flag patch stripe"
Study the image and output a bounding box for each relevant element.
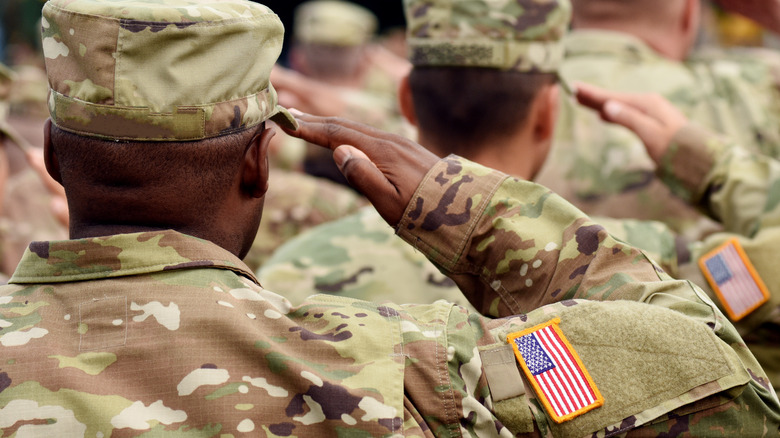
[508,318,603,423]
[699,239,770,321]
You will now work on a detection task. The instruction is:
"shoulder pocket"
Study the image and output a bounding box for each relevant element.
[499,300,750,436]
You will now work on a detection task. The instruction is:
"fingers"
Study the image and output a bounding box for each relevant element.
[284,111,419,154]
[280,111,440,226]
[332,145,403,224]
[599,100,662,151]
[575,82,652,116]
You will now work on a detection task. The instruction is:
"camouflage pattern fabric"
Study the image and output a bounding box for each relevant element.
[655,123,780,392]
[258,209,679,311]
[41,0,297,141]
[2,156,779,435]
[258,205,472,309]
[0,168,68,278]
[404,0,571,72]
[536,30,780,241]
[243,169,366,272]
[293,0,377,47]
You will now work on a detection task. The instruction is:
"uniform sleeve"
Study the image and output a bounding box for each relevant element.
[395,156,780,435]
[397,155,704,318]
[657,123,780,237]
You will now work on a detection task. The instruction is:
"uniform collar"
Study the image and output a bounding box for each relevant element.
[9,229,260,285]
[564,29,662,63]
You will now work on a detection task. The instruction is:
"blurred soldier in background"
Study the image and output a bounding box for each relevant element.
[534,0,780,242]
[0,60,67,279]
[274,0,411,187]
[241,1,385,270]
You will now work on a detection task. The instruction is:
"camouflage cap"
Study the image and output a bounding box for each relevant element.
[294,1,378,47]
[41,0,298,142]
[403,0,572,72]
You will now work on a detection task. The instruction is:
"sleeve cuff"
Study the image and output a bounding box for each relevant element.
[396,155,507,272]
[657,123,725,204]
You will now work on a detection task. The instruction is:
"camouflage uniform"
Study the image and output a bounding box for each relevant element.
[5,0,777,435]
[259,209,680,310]
[0,63,67,280]
[4,156,780,435]
[535,29,780,240]
[243,168,366,272]
[652,123,780,393]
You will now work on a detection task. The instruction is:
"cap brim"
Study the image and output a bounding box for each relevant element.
[269,105,299,131]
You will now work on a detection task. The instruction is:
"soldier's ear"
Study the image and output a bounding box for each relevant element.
[43,119,63,184]
[398,74,418,127]
[241,124,275,198]
[533,83,559,143]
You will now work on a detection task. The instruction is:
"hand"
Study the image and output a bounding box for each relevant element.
[281,111,439,226]
[574,82,688,163]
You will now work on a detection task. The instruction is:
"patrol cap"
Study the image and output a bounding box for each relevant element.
[403,0,572,73]
[294,0,378,47]
[41,0,297,142]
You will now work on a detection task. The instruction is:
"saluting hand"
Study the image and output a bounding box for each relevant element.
[574,82,688,163]
[281,111,439,226]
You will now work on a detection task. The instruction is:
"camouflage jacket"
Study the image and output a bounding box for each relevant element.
[656,123,780,392]
[258,209,679,310]
[242,168,366,272]
[0,167,69,279]
[2,157,778,436]
[536,29,780,240]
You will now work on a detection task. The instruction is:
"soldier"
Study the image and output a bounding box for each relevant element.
[282,0,411,187]
[576,81,780,392]
[0,62,69,279]
[534,0,780,241]
[1,0,778,436]
[257,0,678,307]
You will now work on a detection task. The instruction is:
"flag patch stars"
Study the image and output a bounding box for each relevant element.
[699,238,770,321]
[507,318,603,423]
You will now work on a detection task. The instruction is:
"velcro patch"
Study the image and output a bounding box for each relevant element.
[699,238,770,321]
[507,318,603,423]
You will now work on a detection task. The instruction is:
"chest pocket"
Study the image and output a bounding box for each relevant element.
[486,300,750,436]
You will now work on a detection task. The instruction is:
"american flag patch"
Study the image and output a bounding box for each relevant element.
[699,238,769,321]
[507,318,603,423]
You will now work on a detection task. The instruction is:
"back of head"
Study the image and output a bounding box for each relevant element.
[403,0,570,155]
[292,1,378,83]
[41,0,297,226]
[571,0,687,31]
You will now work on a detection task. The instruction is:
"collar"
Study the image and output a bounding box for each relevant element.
[9,229,260,285]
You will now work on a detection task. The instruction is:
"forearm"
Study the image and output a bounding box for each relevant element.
[397,156,708,318]
[658,124,780,236]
